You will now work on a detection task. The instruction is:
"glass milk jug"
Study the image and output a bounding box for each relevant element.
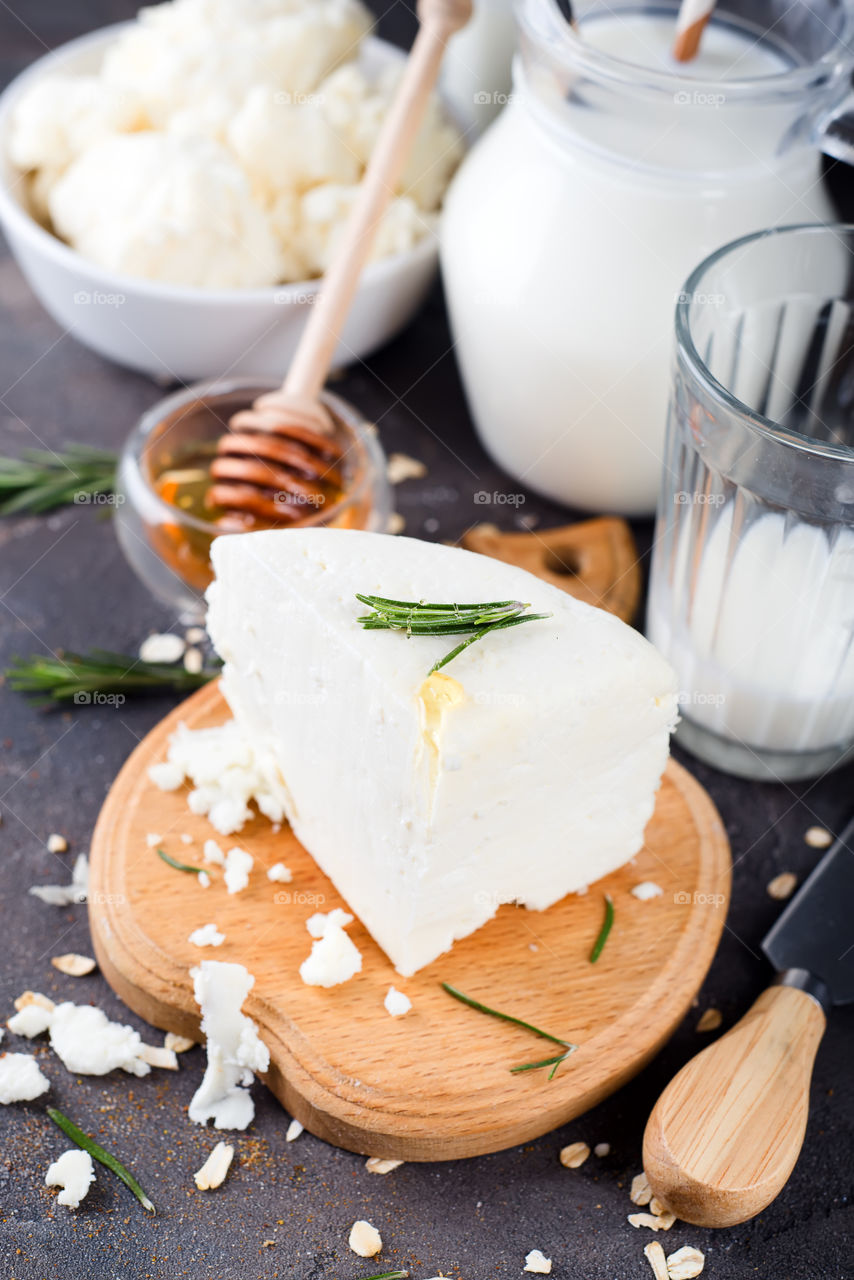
[440,0,854,516]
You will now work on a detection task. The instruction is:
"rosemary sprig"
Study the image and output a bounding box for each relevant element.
[0,445,118,515]
[356,595,552,674]
[441,982,577,1080]
[47,1106,155,1213]
[589,894,614,964]
[157,848,204,875]
[5,649,219,706]
[359,1273,409,1279]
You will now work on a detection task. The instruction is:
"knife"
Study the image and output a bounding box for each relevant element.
[643,816,854,1228]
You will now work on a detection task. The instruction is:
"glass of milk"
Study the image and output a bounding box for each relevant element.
[440,0,854,516]
[647,224,854,782]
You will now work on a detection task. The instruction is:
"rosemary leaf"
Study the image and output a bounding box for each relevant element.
[510,1047,578,1080]
[441,982,568,1046]
[358,1273,409,1280]
[356,594,552,674]
[47,1106,155,1212]
[157,848,204,875]
[589,894,615,964]
[441,982,577,1078]
[5,649,218,706]
[0,446,118,515]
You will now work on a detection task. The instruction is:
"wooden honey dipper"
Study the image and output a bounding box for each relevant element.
[208,0,473,526]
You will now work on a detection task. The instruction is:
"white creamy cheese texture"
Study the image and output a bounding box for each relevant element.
[45,1149,96,1209]
[49,1003,151,1077]
[189,961,270,1131]
[0,1053,50,1104]
[206,529,678,976]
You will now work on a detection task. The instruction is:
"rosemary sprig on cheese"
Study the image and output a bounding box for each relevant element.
[6,649,218,705]
[441,982,577,1080]
[47,1106,155,1213]
[356,595,552,674]
[0,445,118,515]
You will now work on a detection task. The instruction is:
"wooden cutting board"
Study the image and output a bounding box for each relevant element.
[89,682,730,1162]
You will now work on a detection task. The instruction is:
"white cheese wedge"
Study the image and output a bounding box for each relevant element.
[206,529,678,976]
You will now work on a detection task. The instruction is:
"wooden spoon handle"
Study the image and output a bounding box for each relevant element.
[643,983,826,1228]
[284,0,472,402]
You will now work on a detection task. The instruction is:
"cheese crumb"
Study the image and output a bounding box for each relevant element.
[160,719,292,835]
[306,908,353,938]
[189,960,270,1131]
[286,1118,304,1142]
[666,1245,705,1279]
[198,870,211,888]
[524,1249,552,1274]
[224,846,253,894]
[29,852,88,906]
[630,1172,653,1205]
[300,911,362,988]
[594,1142,610,1157]
[146,833,162,847]
[384,986,412,1017]
[148,761,185,791]
[137,1042,179,1070]
[631,881,664,900]
[189,923,226,948]
[695,1008,722,1033]
[181,833,194,845]
[49,1002,150,1077]
[8,1003,53,1037]
[767,872,797,901]
[365,1156,403,1174]
[643,1240,669,1280]
[165,1032,196,1054]
[0,1052,50,1103]
[559,1141,590,1168]
[45,1149,95,1208]
[348,1219,382,1258]
[184,647,204,675]
[51,953,97,977]
[140,632,185,664]
[804,825,832,849]
[194,1141,234,1190]
[267,862,293,883]
[204,840,226,866]
[46,833,68,853]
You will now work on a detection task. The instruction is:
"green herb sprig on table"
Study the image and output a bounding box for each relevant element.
[47,1106,155,1213]
[356,595,552,675]
[5,649,219,706]
[0,446,118,515]
[441,982,577,1080]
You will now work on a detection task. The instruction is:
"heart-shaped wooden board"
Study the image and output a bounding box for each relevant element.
[89,682,730,1161]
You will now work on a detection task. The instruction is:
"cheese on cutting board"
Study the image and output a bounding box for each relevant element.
[205,529,678,976]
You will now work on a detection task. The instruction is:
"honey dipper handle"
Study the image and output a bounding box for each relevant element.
[284,0,472,402]
[642,983,827,1228]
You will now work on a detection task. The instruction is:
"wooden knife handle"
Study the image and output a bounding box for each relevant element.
[643,984,826,1227]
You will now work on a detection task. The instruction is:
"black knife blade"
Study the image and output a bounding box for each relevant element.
[762,816,854,1006]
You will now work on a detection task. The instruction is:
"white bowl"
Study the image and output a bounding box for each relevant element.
[0,23,441,381]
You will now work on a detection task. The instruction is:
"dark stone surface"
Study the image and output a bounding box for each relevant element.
[1,3,853,1277]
